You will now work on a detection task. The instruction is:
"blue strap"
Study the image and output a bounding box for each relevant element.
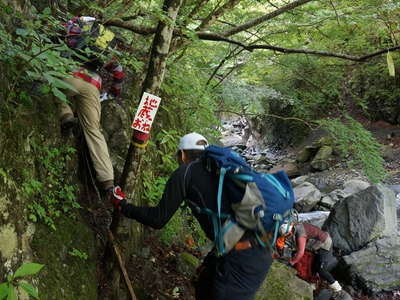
[255,232,266,248]
[217,168,227,221]
[221,220,235,235]
[271,220,280,248]
[229,173,254,182]
[215,168,227,255]
[262,174,289,199]
[199,207,230,219]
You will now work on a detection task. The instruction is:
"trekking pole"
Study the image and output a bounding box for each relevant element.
[107,230,137,300]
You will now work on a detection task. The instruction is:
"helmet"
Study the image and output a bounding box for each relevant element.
[279,223,293,236]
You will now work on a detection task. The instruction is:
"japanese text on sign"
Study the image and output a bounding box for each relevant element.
[131,92,161,134]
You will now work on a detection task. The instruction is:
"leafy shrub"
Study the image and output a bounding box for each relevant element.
[318,117,386,183]
[0,262,44,300]
[69,248,88,260]
[0,6,79,106]
[22,143,79,230]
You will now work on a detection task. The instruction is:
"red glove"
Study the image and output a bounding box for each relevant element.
[111,186,126,210]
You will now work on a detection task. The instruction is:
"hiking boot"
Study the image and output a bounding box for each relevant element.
[60,117,78,137]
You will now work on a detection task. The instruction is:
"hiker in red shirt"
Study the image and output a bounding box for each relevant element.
[279,222,352,299]
[60,16,124,196]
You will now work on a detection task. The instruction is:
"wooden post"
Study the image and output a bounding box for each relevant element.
[109,0,183,298]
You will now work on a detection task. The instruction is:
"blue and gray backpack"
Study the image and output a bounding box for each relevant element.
[199,145,295,256]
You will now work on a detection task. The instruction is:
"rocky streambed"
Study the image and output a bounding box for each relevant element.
[221,118,400,300]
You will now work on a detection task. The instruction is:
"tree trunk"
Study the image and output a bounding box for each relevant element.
[109,0,183,298]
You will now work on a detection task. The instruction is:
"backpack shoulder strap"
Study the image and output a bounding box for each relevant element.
[182,160,195,200]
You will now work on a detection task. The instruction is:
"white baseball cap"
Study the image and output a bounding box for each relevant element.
[178,132,209,151]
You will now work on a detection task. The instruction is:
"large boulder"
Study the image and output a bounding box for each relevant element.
[342,237,400,293]
[256,261,314,300]
[297,146,318,163]
[293,182,322,212]
[298,211,330,228]
[269,160,301,178]
[324,184,397,253]
[341,180,370,198]
[320,180,370,210]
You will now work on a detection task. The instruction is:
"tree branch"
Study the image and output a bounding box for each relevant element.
[106,19,400,62]
[187,0,210,20]
[120,13,147,21]
[206,45,242,85]
[358,45,400,61]
[248,44,362,60]
[221,0,317,37]
[196,0,242,31]
[105,19,157,35]
[197,31,250,48]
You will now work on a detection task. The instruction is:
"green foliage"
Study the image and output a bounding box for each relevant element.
[69,248,88,260]
[220,79,267,114]
[160,53,220,138]
[350,58,400,123]
[0,263,44,300]
[0,6,79,106]
[21,143,79,231]
[158,207,208,248]
[157,208,186,246]
[318,117,386,183]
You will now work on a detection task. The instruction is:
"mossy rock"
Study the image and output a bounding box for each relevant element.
[256,261,314,300]
[297,146,318,163]
[311,146,333,171]
[177,252,200,276]
[31,216,98,300]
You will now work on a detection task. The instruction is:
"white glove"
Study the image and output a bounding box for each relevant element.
[100,92,108,102]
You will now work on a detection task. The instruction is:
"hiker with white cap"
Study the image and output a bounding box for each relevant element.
[112,132,272,300]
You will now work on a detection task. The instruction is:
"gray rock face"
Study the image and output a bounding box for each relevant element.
[293,182,322,212]
[298,211,330,228]
[269,160,301,178]
[101,101,130,175]
[291,175,309,187]
[341,179,370,198]
[343,237,400,293]
[320,195,337,209]
[324,184,397,253]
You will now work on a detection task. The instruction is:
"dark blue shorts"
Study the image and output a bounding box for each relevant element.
[195,245,272,300]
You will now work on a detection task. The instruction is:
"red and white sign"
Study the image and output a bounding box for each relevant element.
[131,92,161,134]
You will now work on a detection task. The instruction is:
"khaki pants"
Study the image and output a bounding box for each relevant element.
[60,77,114,189]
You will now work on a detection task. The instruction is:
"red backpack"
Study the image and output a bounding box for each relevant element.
[294,250,319,283]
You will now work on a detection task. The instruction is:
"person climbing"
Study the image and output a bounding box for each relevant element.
[278,222,352,300]
[60,16,125,194]
[111,132,273,300]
